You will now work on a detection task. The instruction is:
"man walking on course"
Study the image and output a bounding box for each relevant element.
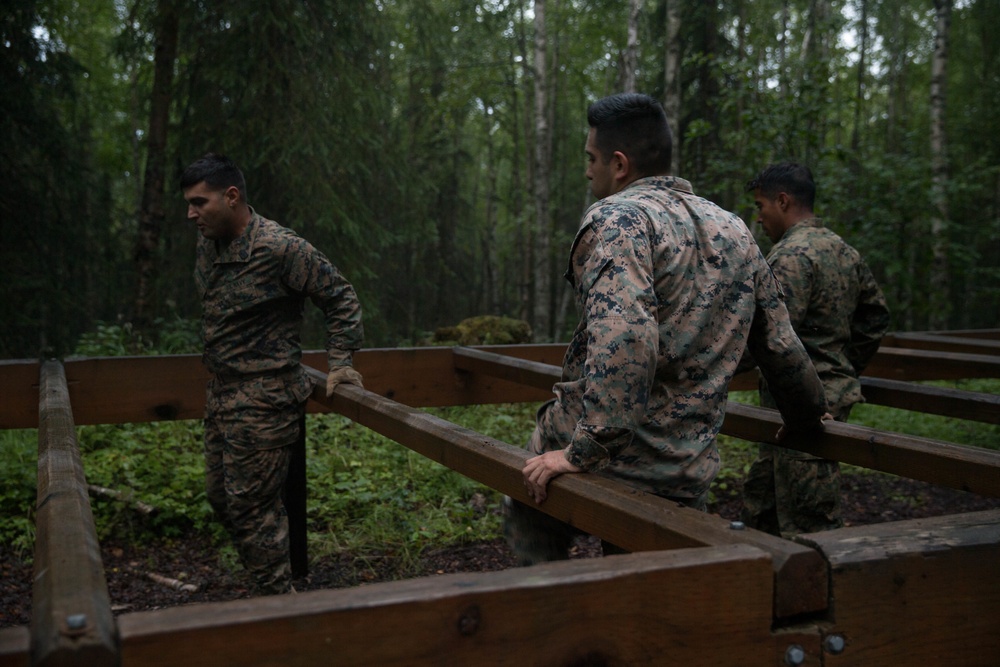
[181,153,364,594]
[741,161,890,537]
[504,93,830,563]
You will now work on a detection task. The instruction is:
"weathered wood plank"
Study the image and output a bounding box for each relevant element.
[118,545,778,667]
[0,627,28,667]
[33,361,118,666]
[883,332,1000,355]
[723,402,1000,497]
[859,376,1000,424]
[801,509,1000,666]
[866,346,1000,381]
[454,347,1000,497]
[314,370,828,618]
[2,340,997,428]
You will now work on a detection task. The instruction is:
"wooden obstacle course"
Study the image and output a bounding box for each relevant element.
[0,329,998,665]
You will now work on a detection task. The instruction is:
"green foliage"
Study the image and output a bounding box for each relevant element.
[428,315,533,346]
[73,318,201,357]
[0,430,38,558]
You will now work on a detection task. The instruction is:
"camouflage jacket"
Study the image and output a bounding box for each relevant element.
[536,176,827,498]
[194,210,364,378]
[762,218,889,413]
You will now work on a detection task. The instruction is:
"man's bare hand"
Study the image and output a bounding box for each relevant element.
[522,449,582,504]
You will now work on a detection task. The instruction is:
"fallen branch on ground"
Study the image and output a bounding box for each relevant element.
[88,483,157,515]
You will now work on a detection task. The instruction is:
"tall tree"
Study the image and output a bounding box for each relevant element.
[532,0,553,340]
[662,0,681,174]
[132,0,178,331]
[929,0,952,329]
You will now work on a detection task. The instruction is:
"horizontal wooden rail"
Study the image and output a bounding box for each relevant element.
[2,334,998,429]
[116,545,782,667]
[33,361,118,666]
[723,403,1000,497]
[804,509,1000,665]
[883,332,1000,355]
[859,376,1000,424]
[866,345,1000,381]
[307,366,828,618]
[453,347,1000,498]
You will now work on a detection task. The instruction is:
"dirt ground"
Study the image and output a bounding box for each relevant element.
[3,471,999,629]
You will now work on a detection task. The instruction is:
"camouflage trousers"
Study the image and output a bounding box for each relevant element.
[741,406,852,537]
[204,372,309,595]
[503,427,707,565]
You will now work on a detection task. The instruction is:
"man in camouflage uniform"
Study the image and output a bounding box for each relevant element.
[181,154,364,594]
[741,161,890,537]
[505,94,830,564]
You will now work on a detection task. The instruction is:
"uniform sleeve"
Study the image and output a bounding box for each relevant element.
[563,205,658,471]
[281,237,364,370]
[746,252,828,430]
[846,260,890,375]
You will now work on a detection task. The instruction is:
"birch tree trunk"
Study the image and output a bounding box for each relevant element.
[132,0,178,331]
[663,0,681,174]
[622,0,642,93]
[929,0,951,330]
[532,0,552,340]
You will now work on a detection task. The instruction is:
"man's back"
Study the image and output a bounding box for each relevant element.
[766,220,888,413]
[549,174,822,497]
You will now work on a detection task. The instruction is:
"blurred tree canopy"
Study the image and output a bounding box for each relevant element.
[2,0,997,359]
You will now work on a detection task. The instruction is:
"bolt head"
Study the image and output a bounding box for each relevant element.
[784,644,805,666]
[729,520,746,530]
[65,614,87,630]
[824,634,846,654]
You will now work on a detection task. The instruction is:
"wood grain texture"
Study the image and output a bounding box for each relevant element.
[802,509,1000,666]
[119,545,776,667]
[33,361,118,666]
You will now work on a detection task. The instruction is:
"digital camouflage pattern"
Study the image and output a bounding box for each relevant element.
[506,176,828,563]
[536,175,827,497]
[759,219,889,414]
[743,218,889,537]
[195,209,364,377]
[196,209,363,593]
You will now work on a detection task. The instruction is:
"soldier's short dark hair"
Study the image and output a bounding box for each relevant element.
[587,93,673,178]
[746,162,816,210]
[180,153,247,198]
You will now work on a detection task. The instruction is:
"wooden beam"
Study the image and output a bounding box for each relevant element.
[865,346,1000,381]
[884,332,1000,355]
[33,361,118,666]
[722,402,1000,497]
[2,340,997,428]
[0,627,28,667]
[311,369,828,618]
[859,376,1000,424]
[803,509,1000,665]
[118,545,781,667]
[455,347,1000,500]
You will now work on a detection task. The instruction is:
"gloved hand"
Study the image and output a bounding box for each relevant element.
[326,366,364,397]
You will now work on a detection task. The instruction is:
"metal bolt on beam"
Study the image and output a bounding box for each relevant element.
[785,644,806,666]
[729,520,746,530]
[65,614,87,631]
[824,634,846,654]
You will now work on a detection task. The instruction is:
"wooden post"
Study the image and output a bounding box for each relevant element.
[32,360,118,666]
[284,414,308,578]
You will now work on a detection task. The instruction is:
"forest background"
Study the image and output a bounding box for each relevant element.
[2,0,998,359]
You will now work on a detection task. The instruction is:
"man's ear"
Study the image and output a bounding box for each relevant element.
[776,192,792,212]
[223,185,241,208]
[611,150,631,183]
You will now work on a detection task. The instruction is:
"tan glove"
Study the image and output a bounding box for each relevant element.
[326,366,364,397]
